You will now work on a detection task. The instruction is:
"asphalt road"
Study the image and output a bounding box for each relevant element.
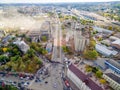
[28,13,64,90]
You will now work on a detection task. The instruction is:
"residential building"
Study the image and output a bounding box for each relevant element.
[105,60,120,74]
[103,73,120,90]
[67,64,103,90]
[95,44,118,57]
[74,30,89,52]
[13,40,30,54]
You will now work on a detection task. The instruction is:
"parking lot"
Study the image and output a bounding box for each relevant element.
[0,72,34,90]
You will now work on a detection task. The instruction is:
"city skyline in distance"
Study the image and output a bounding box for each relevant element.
[0,0,120,3]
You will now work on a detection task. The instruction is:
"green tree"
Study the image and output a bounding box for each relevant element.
[10,55,20,62]
[83,50,98,60]
[108,26,113,30]
[0,55,9,62]
[62,46,69,53]
[27,49,35,57]
[2,48,8,53]
[99,79,106,84]
[0,48,3,55]
[19,61,25,72]
[72,16,78,21]
[37,59,42,65]
[42,49,48,55]
[41,36,47,42]
[95,70,103,78]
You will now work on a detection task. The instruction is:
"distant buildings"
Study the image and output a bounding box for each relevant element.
[103,73,120,90]
[93,26,113,35]
[67,64,103,90]
[13,40,30,54]
[74,30,89,52]
[95,44,118,57]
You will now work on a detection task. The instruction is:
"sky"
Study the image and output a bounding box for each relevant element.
[0,0,119,3]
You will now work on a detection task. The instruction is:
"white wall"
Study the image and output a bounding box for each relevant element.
[67,69,91,90]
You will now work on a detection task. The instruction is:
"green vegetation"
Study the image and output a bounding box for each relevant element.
[83,38,98,60]
[61,25,65,30]
[72,16,78,21]
[99,79,107,84]
[62,46,73,55]
[58,13,63,18]
[85,65,103,78]
[0,55,9,62]
[64,15,71,20]
[83,50,98,60]
[0,85,18,90]
[48,12,54,17]
[41,36,47,42]
[102,12,120,22]
[98,37,103,41]
[0,37,44,73]
[0,48,42,73]
[89,39,96,49]
[30,42,48,55]
[62,46,69,53]
[85,65,92,72]
[95,70,103,78]
[80,19,94,25]
[92,30,98,35]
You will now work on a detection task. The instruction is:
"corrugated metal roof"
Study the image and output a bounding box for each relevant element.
[105,73,120,84]
[105,60,120,70]
[112,39,120,45]
[95,44,113,56]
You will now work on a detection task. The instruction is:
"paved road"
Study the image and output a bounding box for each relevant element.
[28,13,64,90]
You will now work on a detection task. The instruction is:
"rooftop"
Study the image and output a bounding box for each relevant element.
[105,73,120,84]
[112,39,120,45]
[93,26,113,34]
[95,44,113,56]
[69,64,103,90]
[105,60,120,70]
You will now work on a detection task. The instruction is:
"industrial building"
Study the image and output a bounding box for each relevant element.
[103,73,120,90]
[95,44,118,57]
[105,60,120,74]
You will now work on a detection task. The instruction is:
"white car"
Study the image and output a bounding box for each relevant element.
[53,83,57,88]
[24,82,30,86]
[25,77,29,80]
